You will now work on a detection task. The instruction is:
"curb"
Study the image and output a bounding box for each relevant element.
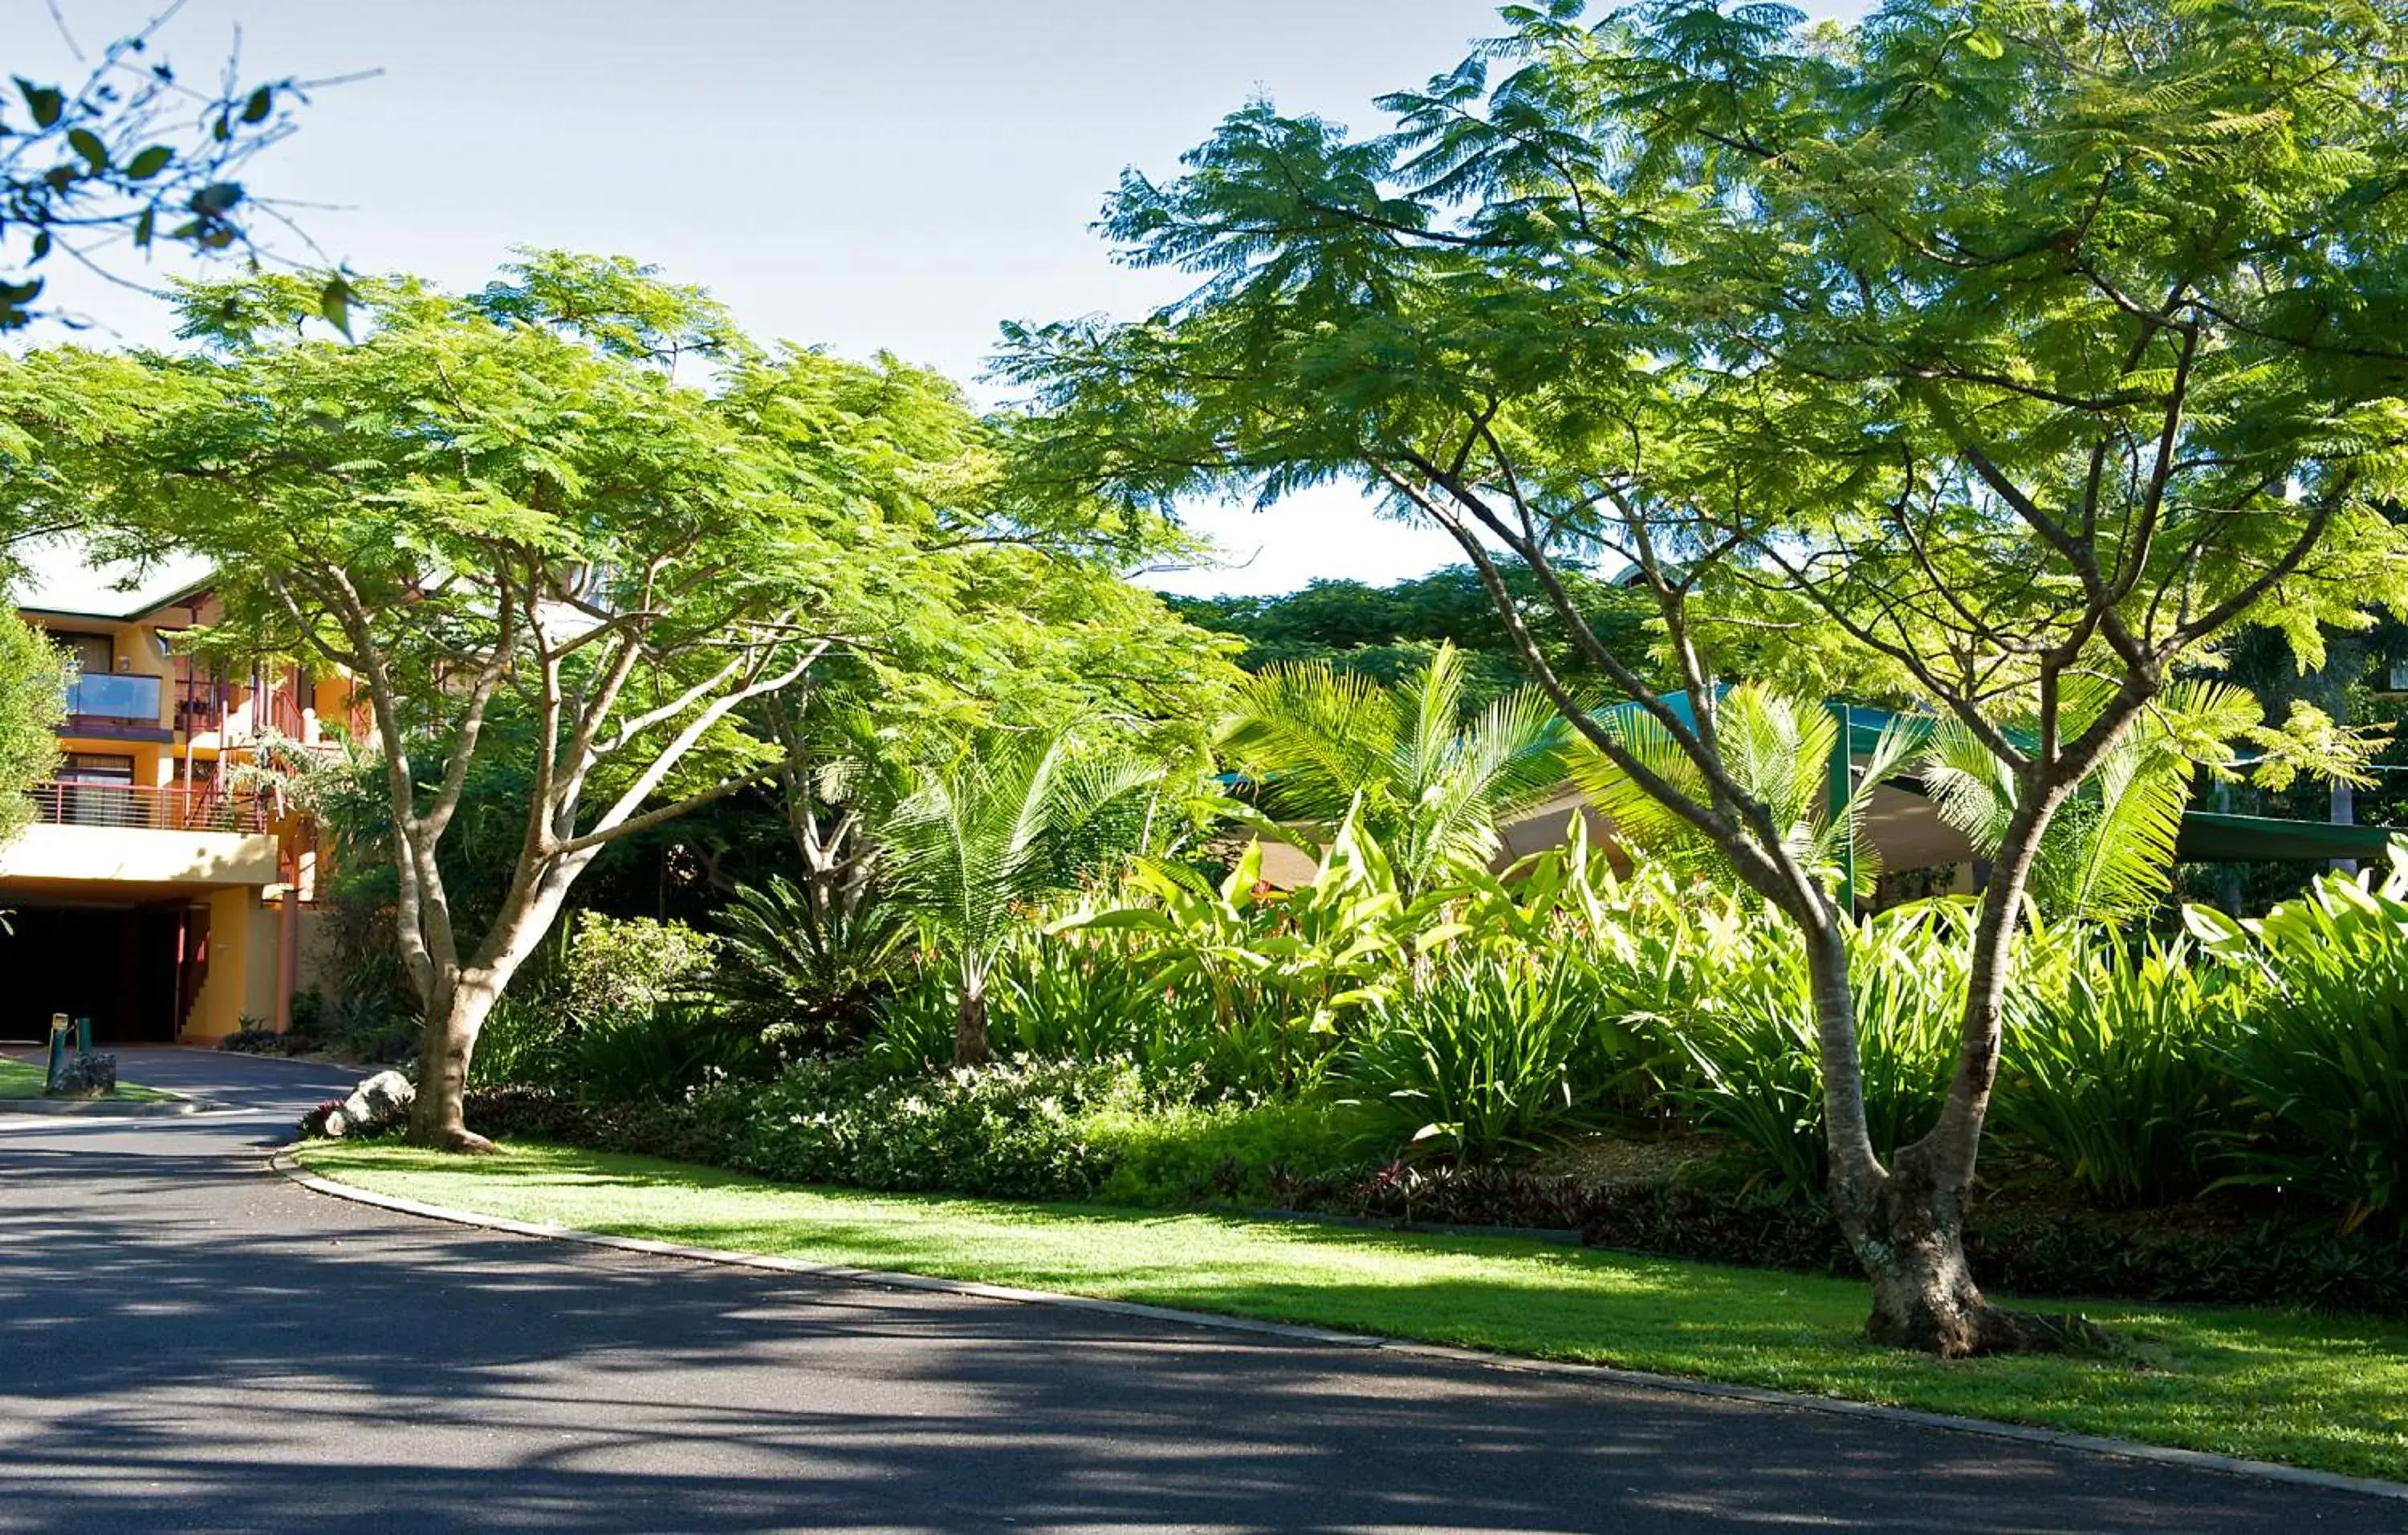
[272,1152,2408,1508]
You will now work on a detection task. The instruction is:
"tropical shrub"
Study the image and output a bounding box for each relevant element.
[1667,902,1967,1199]
[1337,951,1613,1160]
[2194,853,2408,1232]
[559,912,719,1025]
[567,1002,763,1105]
[708,873,910,1046]
[880,727,1166,1065]
[1072,816,1448,1093]
[1218,641,1567,895]
[1992,934,2249,1207]
[722,1055,1149,1199]
[1085,1095,1357,1205]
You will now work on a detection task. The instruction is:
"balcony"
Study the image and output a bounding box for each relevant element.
[61,674,169,740]
[24,781,269,835]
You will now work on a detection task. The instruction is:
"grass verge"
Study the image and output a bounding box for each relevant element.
[0,1056,179,1101]
[295,1139,2408,1484]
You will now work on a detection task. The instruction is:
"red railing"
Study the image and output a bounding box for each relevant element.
[256,680,307,740]
[25,781,270,834]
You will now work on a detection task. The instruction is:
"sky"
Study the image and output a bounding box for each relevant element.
[10,0,1855,596]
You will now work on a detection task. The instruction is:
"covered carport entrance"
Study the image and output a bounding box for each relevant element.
[0,898,196,1044]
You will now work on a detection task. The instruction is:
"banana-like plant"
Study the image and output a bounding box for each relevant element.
[1568,683,1922,896]
[879,727,1165,1065]
[1922,679,2263,926]
[1070,809,1462,1090]
[1218,641,1568,896]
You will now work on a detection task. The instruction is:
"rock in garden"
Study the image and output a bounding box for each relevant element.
[335,1069,416,1136]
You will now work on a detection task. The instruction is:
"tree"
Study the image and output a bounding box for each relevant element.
[3,10,352,333]
[1003,0,2408,1352]
[1222,640,1568,894]
[1,251,1207,1149]
[1171,563,1662,703]
[0,612,64,848]
[880,727,1166,1065]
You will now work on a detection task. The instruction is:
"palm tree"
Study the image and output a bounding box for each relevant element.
[880,727,1164,1065]
[1922,679,2262,926]
[1568,682,1922,893]
[1218,641,1568,895]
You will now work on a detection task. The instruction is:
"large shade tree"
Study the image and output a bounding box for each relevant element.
[0,252,1214,1149]
[1003,0,2408,1352]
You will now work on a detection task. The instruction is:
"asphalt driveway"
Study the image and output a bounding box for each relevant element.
[0,1048,2398,1533]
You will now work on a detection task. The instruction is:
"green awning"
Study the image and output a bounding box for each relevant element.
[2174,811,2398,864]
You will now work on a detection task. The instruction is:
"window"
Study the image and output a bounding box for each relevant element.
[60,753,135,784]
[58,632,112,676]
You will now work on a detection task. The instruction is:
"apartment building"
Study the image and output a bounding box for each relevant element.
[0,543,349,1044]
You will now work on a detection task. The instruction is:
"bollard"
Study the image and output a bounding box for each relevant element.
[75,1016,92,1055]
[44,1013,68,1093]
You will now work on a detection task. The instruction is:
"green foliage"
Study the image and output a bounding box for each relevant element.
[1,20,344,332]
[1221,641,1568,895]
[2193,853,2408,1232]
[722,1055,1147,1199]
[1666,904,1969,1200]
[1084,1096,1357,1207]
[1000,0,2408,1260]
[0,612,63,846]
[881,726,1169,1061]
[478,914,742,1102]
[1923,681,2286,926]
[567,1003,760,1107]
[559,911,719,1027]
[707,874,910,1045]
[1072,815,1454,1093]
[1169,564,1663,704]
[1572,684,1918,894]
[1992,936,2250,1207]
[1338,951,1617,1162]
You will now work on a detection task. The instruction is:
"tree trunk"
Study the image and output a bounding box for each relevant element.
[1837,1145,2102,1356]
[954,979,990,1067]
[1827,798,2105,1358]
[405,975,503,1153]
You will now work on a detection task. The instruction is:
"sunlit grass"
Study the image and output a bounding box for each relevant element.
[0,1055,177,1101]
[298,1139,2408,1483]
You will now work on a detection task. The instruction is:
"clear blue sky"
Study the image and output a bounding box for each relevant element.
[13,0,1857,596]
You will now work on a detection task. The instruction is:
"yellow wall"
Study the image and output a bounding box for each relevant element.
[184,886,284,1040]
[0,824,279,886]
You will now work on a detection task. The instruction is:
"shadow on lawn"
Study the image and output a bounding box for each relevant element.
[302,1144,2408,1489]
[13,1139,2397,1532]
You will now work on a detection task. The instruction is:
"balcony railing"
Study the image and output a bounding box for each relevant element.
[256,682,307,740]
[63,673,165,727]
[24,781,269,834]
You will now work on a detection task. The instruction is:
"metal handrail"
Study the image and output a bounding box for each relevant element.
[23,780,270,834]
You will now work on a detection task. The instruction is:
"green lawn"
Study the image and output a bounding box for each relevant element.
[297,1140,2408,1484]
[0,1056,178,1102]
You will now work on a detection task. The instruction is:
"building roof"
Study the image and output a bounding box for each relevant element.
[7,536,213,621]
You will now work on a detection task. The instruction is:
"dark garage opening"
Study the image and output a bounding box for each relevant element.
[0,903,188,1044]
